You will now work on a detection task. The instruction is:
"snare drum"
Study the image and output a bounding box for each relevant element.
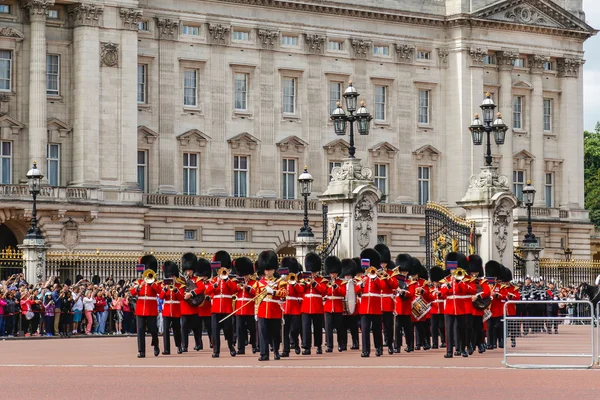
[411,297,431,321]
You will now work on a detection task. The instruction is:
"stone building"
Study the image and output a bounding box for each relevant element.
[0,0,596,261]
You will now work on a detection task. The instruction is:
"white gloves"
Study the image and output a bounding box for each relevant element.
[266,285,274,295]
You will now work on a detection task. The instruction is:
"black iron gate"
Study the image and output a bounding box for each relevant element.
[425,203,475,269]
[513,249,526,282]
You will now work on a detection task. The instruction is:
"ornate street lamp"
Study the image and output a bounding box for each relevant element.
[469,93,509,166]
[330,82,373,158]
[564,247,573,261]
[25,161,44,241]
[298,166,314,238]
[522,180,537,245]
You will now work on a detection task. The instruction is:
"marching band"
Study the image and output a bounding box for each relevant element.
[133,246,530,361]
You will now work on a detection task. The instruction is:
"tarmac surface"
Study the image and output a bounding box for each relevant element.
[0,330,599,400]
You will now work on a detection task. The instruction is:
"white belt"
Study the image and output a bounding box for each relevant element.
[325,296,344,300]
[433,300,444,304]
[446,295,471,300]
[264,298,283,304]
[237,297,252,302]
[164,300,180,305]
[361,293,382,297]
[138,296,157,301]
[286,297,302,301]
[213,295,233,299]
[305,294,323,298]
[381,294,395,298]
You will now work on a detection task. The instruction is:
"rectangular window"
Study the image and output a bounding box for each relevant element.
[329,161,342,182]
[46,55,59,96]
[377,235,386,245]
[182,25,200,36]
[184,229,197,241]
[137,64,147,104]
[235,231,248,242]
[282,158,296,200]
[232,30,249,41]
[329,81,342,115]
[373,46,389,56]
[543,98,552,132]
[137,21,149,31]
[419,236,426,246]
[512,58,525,68]
[282,78,296,114]
[184,69,198,107]
[417,51,431,60]
[234,73,248,111]
[513,170,525,201]
[0,50,12,91]
[374,86,386,121]
[137,150,148,193]
[374,164,388,203]
[281,35,298,46]
[483,55,496,65]
[0,5,10,13]
[418,90,430,125]
[328,41,343,51]
[47,10,58,19]
[183,153,199,196]
[513,96,523,130]
[417,166,430,205]
[0,141,11,184]
[234,155,249,198]
[47,144,60,187]
[543,61,553,71]
[545,173,554,208]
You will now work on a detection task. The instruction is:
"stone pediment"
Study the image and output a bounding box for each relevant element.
[177,129,211,147]
[369,141,399,159]
[47,118,71,137]
[276,135,308,153]
[323,138,350,155]
[0,114,25,136]
[0,27,24,39]
[513,149,535,160]
[513,149,535,169]
[138,125,158,145]
[413,144,441,161]
[473,0,594,33]
[227,132,260,150]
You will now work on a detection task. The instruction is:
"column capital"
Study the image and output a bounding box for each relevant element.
[68,3,104,27]
[305,33,326,55]
[395,43,415,64]
[469,47,486,68]
[529,54,549,74]
[23,0,55,21]
[156,18,179,40]
[558,57,583,78]
[119,7,143,31]
[258,29,279,49]
[437,48,449,68]
[207,23,231,45]
[496,50,519,71]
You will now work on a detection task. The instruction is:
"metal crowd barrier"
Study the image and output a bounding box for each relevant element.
[503,300,595,369]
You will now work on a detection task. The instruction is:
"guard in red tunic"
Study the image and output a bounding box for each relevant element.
[159,261,184,355]
[180,253,203,352]
[233,257,258,355]
[195,258,213,350]
[131,255,161,358]
[281,257,303,357]
[356,248,387,357]
[340,259,360,351]
[323,256,346,353]
[467,255,491,354]
[394,254,416,353]
[503,267,521,347]
[300,252,327,355]
[412,259,434,351]
[374,244,399,355]
[485,260,506,350]
[428,266,446,350]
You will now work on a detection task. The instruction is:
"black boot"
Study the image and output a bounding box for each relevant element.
[154,346,160,357]
[394,347,400,354]
[252,347,259,354]
[440,342,446,348]
[498,339,504,349]
[361,352,370,357]
[461,350,469,358]
[444,352,453,358]
[162,351,170,355]
[280,351,290,357]
[316,346,323,355]
[137,352,145,358]
[302,348,311,355]
[212,353,219,358]
[326,347,333,353]
[294,345,301,355]
[258,355,269,361]
[351,341,360,350]
[511,338,516,348]
[236,349,245,355]
[454,350,461,356]
[468,345,474,355]
[274,351,281,360]
[478,345,485,354]
[388,347,394,355]
[432,343,439,350]
[177,347,183,354]
[375,347,383,357]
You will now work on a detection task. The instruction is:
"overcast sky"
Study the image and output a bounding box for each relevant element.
[584,0,600,131]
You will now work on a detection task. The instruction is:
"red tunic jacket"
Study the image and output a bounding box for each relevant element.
[300,278,327,315]
[205,277,238,314]
[250,278,286,319]
[197,278,212,317]
[158,283,185,318]
[394,281,416,316]
[440,280,473,315]
[471,278,491,317]
[284,282,304,315]
[506,285,521,316]
[180,276,204,316]
[381,271,399,313]
[131,279,161,317]
[235,278,257,316]
[490,284,508,317]
[355,276,387,315]
[324,278,346,314]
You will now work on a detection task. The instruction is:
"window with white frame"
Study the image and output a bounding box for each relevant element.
[234,155,249,198]
[329,161,342,182]
[184,229,197,241]
[234,73,248,111]
[235,230,248,242]
[0,5,10,13]
[419,236,426,246]
[137,64,147,104]
[328,40,343,51]
[513,170,525,201]
[373,46,389,56]
[483,54,496,65]
[374,86,386,121]
[184,69,198,107]
[543,61,553,71]
[137,21,149,31]
[374,164,388,203]
[282,77,296,114]
[281,35,298,46]
[329,81,342,115]
[417,166,430,205]
[183,153,199,195]
[543,99,552,132]
[182,25,200,36]
[513,96,523,130]
[545,172,554,208]
[47,144,60,187]
[0,141,11,184]
[232,30,249,41]
[137,150,148,193]
[47,9,58,19]
[418,90,430,125]
[512,58,525,68]
[282,159,296,200]
[417,50,431,60]
[46,54,59,96]
[0,50,12,91]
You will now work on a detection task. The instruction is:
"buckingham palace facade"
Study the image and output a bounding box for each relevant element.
[0,0,596,259]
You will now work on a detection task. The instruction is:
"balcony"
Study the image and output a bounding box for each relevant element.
[0,184,103,203]
[144,194,321,212]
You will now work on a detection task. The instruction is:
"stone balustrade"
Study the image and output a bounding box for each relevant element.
[0,184,102,202]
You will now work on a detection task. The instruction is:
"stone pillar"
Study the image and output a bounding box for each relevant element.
[516,244,543,279]
[458,167,517,268]
[497,51,518,182]
[156,18,179,194]
[318,158,381,259]
[293,236,320,272]
[69,4,104,186]
[19,240,50,286]
[24,0,54,174]
[529,55,546,206]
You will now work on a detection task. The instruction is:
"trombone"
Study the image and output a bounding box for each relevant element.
[142,269,158,284]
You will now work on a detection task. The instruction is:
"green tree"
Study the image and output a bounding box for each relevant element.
[584,122,600,227]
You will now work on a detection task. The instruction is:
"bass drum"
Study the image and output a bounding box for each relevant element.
[343,280,357,315]
[185,278,204,307]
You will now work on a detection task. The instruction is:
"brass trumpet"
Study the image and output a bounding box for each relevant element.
[142,269,157,284]
[167,277,186,291]
[365,266,378,277]
[287,272,298,285]
[453,267,467,281]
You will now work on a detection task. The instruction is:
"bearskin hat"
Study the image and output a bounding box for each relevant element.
[445,252,468,271]
[196,258,211,278]
[467,254,484,275]
[341,259,357,277]
[419,263,429,281]
[213,250,232,269]
[360,248,381,268]
[429,266,445,282]
[182,252,197,272]
[501,267,513,283]
[258,250,278,272]
[350,257,361,274]
[374,244,392,267]
[91,275,100,285]
[305,252,322,273]
[140,254,158,273]
[163,261,179,278]
[281,257,300,274]
[324,256,342,275]
[395,254,412,272]
[410,257,427,279]
[234,257,254,277]
[485,260,502,279]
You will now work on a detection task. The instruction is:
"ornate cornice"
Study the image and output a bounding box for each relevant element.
[208,23,231,44]
[68,3,103,27]
[395,44,414,64]
[305,34,326,54]
[529,54,548,73]
[469,47,486,67]
[351,39,371,59]
[496,50,519,71]
[156,18,179,40]
[258,29,279,49]
[119,8,143,31]
[557,57,583,78]
[23,0,55,21]
[0,27,24,39]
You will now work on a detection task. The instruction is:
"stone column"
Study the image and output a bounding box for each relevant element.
[516,244,542,279]
[69,4,103,186]
[19,241,50,286]
[497,51,518,182]
[156,18,179,194]
[24,0,54,176]
[529,55,546,207]
[293,236,319,272]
